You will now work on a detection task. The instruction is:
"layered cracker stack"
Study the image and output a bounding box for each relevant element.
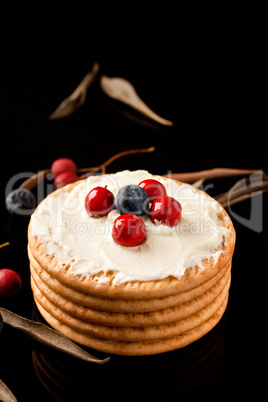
[28,180,235,356]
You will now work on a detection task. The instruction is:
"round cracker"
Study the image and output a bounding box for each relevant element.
[31,274,230,342]
[30,260,231,327]
[33,296,228,355]
[29,244,231,313]
[28,178,235,300]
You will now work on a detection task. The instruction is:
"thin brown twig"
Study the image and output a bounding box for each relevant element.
[220,188,268,208]
[79,146,155,178]
[17,150,267,212]
[18,148,155,190]
[19,169,51,191]
[165,168,260,183]
[215,174,268,207]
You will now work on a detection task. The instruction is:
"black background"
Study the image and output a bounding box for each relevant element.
[0,8,267,402]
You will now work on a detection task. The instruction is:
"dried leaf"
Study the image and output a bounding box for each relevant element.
[49,62,100,119]
[0,378,18,402]
[0,308,109,364]
[100,76,173,126]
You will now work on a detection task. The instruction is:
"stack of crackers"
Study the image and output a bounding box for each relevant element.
[28,180,235,356]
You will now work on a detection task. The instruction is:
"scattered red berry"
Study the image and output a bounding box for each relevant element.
[138,179,167,203]
[54,172,79,189]
[51,158,78,178]
[85,186,115,217]
[0,269,22,298]
[112,214,146,247]
[150,196,182,227]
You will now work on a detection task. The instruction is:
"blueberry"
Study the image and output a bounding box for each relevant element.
[5,188,36,216]
[115,184,149,216]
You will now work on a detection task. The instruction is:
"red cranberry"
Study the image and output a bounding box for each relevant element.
[112,214,146,247]
[85,186,115,217]
[0,269,22,298]
[138,179,167,203]
[51,158,77,178]
[150,196,182,227]
[54,172,79,189]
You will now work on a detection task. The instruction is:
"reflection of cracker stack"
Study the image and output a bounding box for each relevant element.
[28,174,235,356]
[32,311,226,400]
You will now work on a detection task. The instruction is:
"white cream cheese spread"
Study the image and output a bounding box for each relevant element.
[30,170,230,284]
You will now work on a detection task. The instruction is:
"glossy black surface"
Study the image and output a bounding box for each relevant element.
[0,22,266,401]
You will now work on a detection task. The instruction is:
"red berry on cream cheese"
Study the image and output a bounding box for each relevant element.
[150,196,182,227]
